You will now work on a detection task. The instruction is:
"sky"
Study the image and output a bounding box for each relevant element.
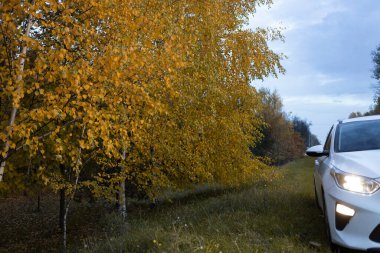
[248,0,380,143]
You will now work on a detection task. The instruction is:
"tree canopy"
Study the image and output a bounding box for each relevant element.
[251,89,312,165]
[1,0,285,197]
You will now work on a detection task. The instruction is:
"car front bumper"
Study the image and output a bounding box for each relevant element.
[325,183,380,251]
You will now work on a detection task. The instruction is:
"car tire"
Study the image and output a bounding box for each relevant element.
[321,188,342,253]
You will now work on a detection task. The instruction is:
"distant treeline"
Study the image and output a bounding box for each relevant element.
[349,45,380,118]
[252,88,320,165]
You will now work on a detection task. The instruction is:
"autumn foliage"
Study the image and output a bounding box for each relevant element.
[251,89,307,165]
[1,0,286,198]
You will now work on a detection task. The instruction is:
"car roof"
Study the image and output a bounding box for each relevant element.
[340,115,380,124]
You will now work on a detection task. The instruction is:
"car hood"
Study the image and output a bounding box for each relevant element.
[332,150,380,179]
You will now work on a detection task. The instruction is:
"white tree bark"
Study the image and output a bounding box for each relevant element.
[63,126,86,249]
[119,180,127,219]
[0,11,33,182]
[118,147,127,220]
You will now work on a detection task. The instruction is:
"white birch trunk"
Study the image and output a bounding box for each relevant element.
[63,126,86,249]
[119,180,127,219]
[118,148,127,220]
[0,11,33,182]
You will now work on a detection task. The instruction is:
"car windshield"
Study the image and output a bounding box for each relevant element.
[335,119,380,152]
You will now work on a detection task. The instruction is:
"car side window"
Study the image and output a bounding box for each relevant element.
[323,126,333,152]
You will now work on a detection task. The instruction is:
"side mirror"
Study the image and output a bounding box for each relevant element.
[306,145,329,157]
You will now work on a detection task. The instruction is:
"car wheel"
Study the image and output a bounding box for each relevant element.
[321,188,341,253]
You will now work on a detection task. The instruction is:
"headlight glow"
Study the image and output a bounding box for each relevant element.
[331,169,380,194]
[336,203,355,217]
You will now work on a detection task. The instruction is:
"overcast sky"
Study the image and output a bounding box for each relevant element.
[249,0,380,143]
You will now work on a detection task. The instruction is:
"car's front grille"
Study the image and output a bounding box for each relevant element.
[369,224,380,243]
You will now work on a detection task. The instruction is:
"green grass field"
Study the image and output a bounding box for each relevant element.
[83,157,330,253]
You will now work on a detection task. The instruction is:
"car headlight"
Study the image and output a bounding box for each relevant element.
[331,168,380,194]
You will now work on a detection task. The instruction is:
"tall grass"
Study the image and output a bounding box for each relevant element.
[82,157,330,252]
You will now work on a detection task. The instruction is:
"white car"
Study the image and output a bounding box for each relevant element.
[306,115,380,252]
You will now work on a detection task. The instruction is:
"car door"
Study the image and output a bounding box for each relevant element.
[314,126,334,208]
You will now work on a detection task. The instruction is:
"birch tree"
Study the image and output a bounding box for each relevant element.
[1,1,285,240]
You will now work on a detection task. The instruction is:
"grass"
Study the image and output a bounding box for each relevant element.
[0,192,110,253]
[0,157,332,252]
[82,157,331,253]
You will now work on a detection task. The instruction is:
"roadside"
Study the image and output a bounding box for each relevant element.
[0,157,331,252]
[84,157,330,252]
